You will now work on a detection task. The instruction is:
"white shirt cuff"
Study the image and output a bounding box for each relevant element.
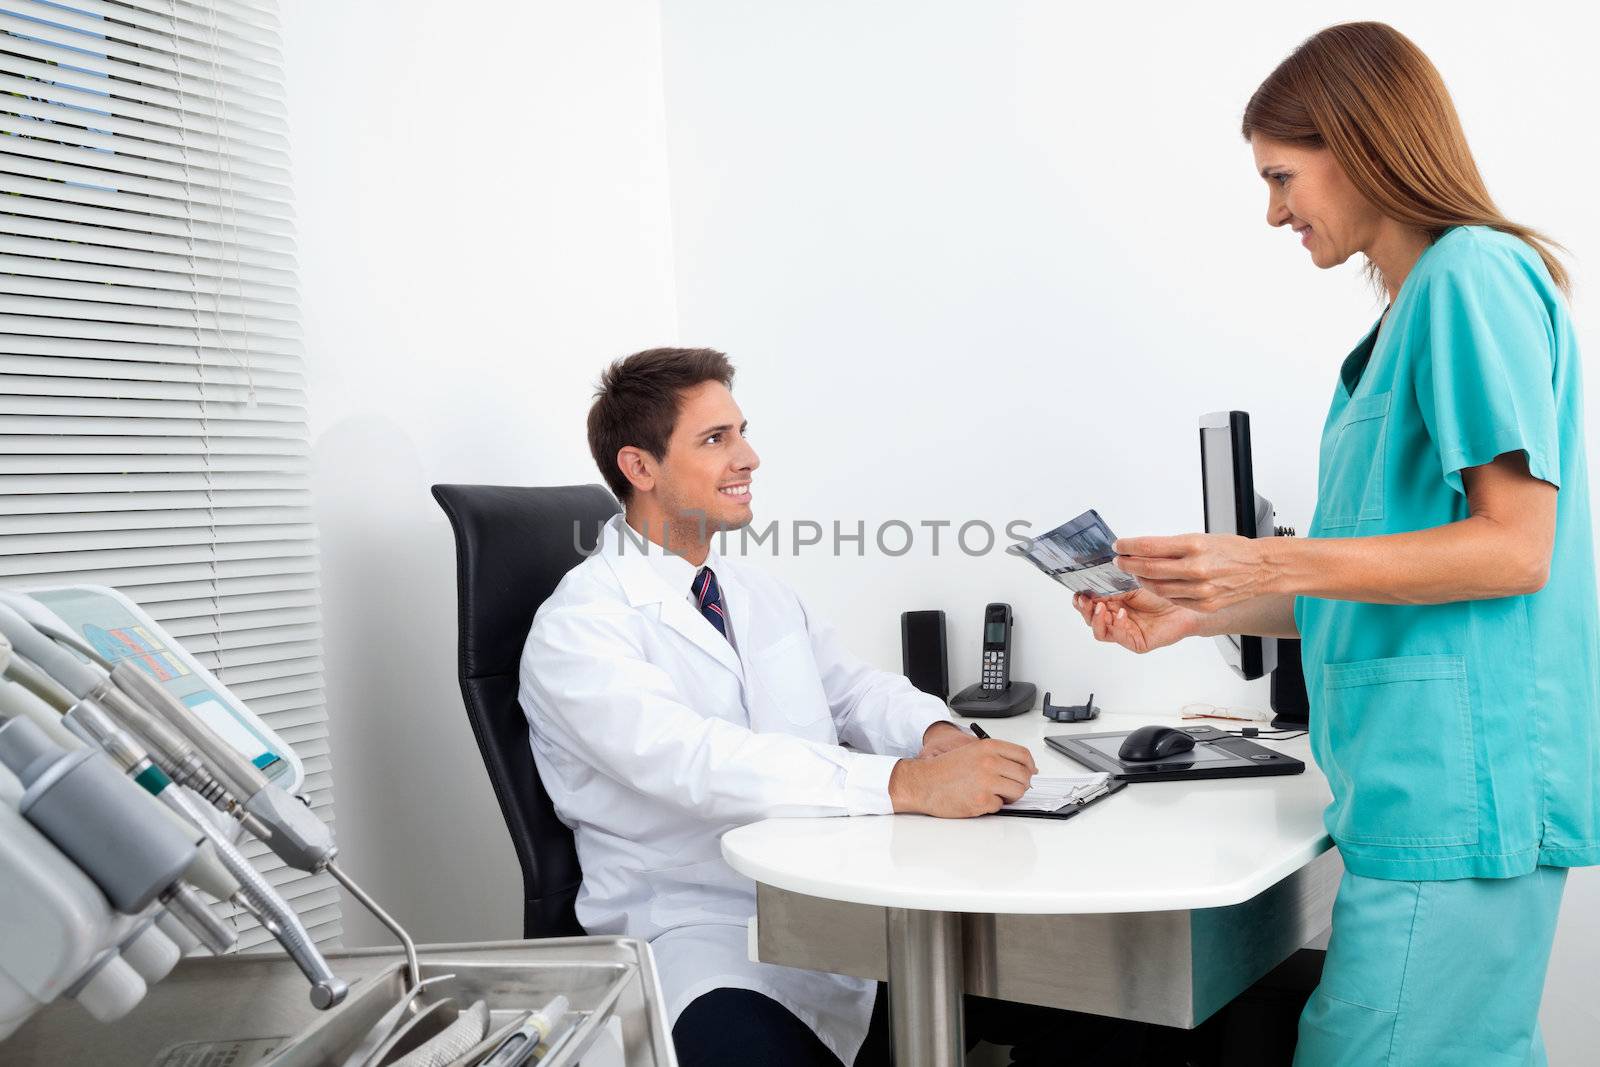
[901,706,958,756]
[844,752,899,815]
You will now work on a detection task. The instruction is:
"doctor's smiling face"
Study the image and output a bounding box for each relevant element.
[1251,135,1386,271]
[618,379,760,559]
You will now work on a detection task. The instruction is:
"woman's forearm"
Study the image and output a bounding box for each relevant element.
[1261,516,1548,605]
[1190,593,1299,640]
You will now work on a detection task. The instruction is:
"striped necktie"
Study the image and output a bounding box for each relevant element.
[691,566,730,642]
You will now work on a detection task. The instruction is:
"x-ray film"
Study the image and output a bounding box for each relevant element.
[1007,509,1140,596]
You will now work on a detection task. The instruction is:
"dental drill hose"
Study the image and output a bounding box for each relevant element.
[2,648,240,949]
[3,668,238,908]
[0,603,213,796]
[62,698,346,1008]
[107,663,337,873]
[0,605,235,812]
[103,665,421,990]
[0,641,75,714]
[0,610,346,1010]
[48,702,239,955]
[0,716,234,956]
[106,666,423,991]
[110,662,267,802]
[4,600,392,1001]
[57,699,239,900]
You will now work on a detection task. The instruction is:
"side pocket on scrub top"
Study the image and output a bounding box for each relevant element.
[1321,654,1477,847]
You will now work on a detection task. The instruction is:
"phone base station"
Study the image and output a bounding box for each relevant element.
[948,681,1037,719]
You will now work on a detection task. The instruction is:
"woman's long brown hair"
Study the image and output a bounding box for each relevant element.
[1241,21,1570,296]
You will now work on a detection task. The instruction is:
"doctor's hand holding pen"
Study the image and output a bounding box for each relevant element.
[888,736,1039,818]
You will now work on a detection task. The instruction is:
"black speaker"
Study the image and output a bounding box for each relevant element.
[901,610,949,701]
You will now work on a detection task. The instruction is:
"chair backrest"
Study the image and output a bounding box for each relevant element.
[431,482,620,938]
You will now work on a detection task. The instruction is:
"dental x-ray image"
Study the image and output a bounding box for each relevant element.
[1007,509,1141,596]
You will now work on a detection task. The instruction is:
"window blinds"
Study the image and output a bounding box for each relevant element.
[0,0,339,950]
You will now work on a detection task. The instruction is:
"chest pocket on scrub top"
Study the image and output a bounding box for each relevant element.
[1319,391,1391,530]
[750,633,833,738]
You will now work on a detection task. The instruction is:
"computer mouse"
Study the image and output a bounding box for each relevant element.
[1118,725,1197,762]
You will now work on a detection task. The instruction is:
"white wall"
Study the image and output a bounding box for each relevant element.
[281,0,678,947]
[656,0,1600,1056]
[283,0,1599,1054]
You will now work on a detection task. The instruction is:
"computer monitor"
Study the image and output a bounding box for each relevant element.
[1198,410,1278,681]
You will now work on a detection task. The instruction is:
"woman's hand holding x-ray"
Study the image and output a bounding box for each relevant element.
[1110,533,1274,613]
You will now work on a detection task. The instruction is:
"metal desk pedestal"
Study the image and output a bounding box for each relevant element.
[756,848,1342,1067]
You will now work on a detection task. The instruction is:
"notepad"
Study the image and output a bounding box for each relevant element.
[1002,772,1112,813]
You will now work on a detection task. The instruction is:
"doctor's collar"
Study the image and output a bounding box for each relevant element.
[613,511,724,566]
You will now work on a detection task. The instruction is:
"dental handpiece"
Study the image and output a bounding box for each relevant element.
[44,674,346,1008]
[0,600,243,808]
[1,648,236,957]
[0,604,234,811]
[1,651,236,890]
[0,715,236,958]
[92,659,419,991]
[8,598,338,874]
[0,610,348,1009]
[107,662,336,870]
[1,601,338,873]
[1,653,239,902]
[104,667,421,992]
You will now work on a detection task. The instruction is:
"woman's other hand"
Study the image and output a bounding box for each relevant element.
[1071,588,1201,653]
[1111,533,1274,613]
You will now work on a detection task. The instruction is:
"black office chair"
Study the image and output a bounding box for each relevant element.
[431,482,620,938]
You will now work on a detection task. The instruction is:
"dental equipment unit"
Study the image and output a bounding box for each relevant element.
[0,585,411,1034]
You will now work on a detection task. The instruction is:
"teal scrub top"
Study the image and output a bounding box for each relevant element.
[1294,224,1600,881]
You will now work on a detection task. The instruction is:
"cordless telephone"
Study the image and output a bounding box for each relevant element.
[980,602,1013,692]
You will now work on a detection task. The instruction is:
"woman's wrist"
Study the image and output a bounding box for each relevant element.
[1257,533,1303,597]
[1184,602,1230,639]
[1181,590,1296,640]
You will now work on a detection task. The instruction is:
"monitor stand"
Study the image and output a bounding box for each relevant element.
[1270,638,1310,729]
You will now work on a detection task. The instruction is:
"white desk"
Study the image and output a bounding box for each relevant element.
[721,711,1340,1067]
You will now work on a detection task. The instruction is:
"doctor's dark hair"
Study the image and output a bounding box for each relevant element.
[587,347,736,504]
[1241,21,1570,296]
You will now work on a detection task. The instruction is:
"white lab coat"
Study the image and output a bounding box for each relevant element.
[519,514,952,1064]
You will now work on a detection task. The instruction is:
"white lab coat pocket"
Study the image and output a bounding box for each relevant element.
[644,857,755,931]
[749,633,834,736]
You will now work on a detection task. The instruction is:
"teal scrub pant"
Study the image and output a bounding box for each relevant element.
[1295,865,1567,1066]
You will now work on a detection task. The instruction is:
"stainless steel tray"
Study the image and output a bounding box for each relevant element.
[3,937,676,1067]
[272,959,636,1067]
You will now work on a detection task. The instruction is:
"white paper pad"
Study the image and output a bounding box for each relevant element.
[1002,772,1112,813]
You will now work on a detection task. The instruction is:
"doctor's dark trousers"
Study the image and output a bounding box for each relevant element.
[673,985,1181,1066]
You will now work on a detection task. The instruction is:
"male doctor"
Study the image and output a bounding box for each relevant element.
[519,348,1059,1066]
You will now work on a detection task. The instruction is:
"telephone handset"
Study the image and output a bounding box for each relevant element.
[948,601,1034,717]
[980,602,1013,692]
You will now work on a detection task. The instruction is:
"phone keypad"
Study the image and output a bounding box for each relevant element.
[983,650,1007,690]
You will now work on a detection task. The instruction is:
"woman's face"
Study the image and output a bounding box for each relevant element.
[1251,135,1383,269]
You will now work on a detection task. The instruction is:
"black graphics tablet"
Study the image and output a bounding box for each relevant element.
[1046,724,1304,782]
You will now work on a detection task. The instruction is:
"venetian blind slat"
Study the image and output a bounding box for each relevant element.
[0,0,338,949]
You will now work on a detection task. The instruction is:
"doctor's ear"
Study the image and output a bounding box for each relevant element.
[615,446,659,496]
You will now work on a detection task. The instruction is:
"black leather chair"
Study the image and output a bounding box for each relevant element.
[431,483,620,938]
